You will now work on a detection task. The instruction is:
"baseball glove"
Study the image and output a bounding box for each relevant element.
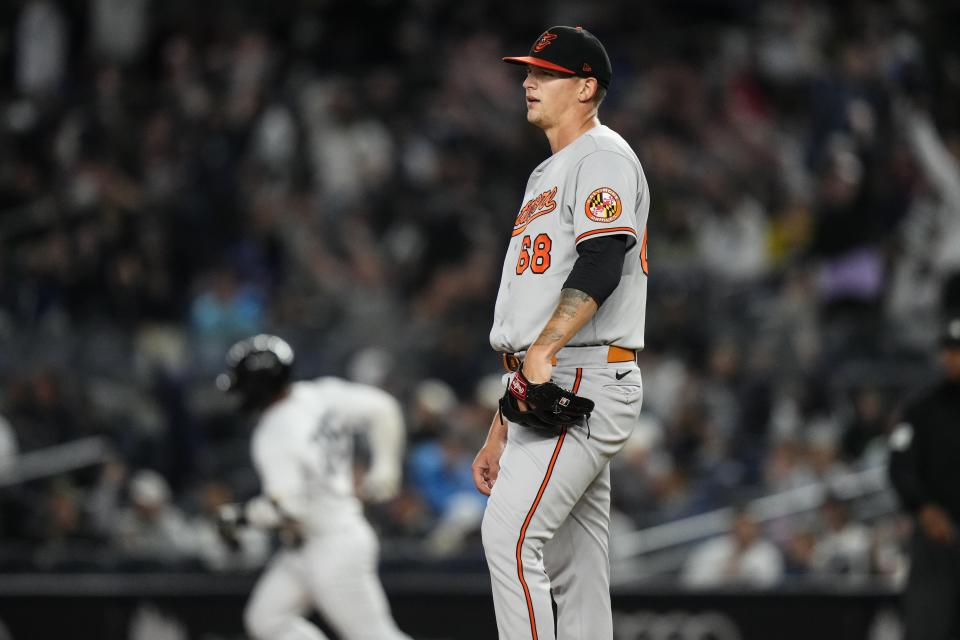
[500,369,594,432]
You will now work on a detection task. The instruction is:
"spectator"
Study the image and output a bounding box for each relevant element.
[90,0,150,64]
[408,426,486,555]
[611,414,667,524]
[764,438,817,493]
[85,457,128,537]
[15,0,67,97]
[810,495,872,580]
[839,387,889,464]
[682,508,785,588]
[111,469,199,567]
[783,529,817,578]
[6,370,84,453]
[30,480,105,570]
[190,267,265,370]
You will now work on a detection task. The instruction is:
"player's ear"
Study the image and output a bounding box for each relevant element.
[578,78,598,104]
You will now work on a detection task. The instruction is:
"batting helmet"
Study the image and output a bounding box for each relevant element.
[217,334,295,411]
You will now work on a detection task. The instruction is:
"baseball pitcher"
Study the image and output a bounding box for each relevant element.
[217,334,412,640]
[472,26,650,640]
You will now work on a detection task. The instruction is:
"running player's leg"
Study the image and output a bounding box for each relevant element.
[543,463,613,640]
[244,552,330,640]
[304,521,412,640]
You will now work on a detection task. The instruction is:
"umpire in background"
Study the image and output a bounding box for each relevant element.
[889,316,960,640]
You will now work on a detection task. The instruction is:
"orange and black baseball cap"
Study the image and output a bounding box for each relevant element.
[503,26,612,89]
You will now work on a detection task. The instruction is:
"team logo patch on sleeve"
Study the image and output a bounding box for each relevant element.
[585,187,622,223]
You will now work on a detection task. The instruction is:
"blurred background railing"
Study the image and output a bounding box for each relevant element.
[612,462,896,582]
[0,436,112,487]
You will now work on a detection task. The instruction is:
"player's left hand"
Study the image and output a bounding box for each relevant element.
[360,464,401,502]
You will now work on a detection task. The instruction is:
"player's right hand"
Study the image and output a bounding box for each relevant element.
[472,441,505,496]
[360,464,401,503]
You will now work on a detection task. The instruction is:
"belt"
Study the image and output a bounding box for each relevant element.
[500,345,637,372]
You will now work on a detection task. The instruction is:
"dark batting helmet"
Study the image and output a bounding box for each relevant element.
[217,334,295,411]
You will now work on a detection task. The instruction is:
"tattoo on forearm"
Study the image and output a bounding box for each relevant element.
[533,288,596,348]
[536,327,565,345]
[557,288,591,318]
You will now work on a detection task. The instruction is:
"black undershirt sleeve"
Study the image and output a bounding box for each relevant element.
[562,235,628,307]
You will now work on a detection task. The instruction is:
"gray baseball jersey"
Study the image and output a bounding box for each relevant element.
[481,124,649,640]
[490,125,649,354]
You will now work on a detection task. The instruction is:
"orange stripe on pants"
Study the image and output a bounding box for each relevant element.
[514,367,583,639]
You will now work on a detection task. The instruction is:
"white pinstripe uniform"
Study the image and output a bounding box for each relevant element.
[243,378,412,640]
[484,125,650,639]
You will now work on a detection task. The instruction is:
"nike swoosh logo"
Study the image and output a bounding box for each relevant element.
[615,370,631,380]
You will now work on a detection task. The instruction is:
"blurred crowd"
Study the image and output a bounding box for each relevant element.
[1,0,960,586]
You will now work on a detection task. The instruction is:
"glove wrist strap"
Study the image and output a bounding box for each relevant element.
[508,369,530,401]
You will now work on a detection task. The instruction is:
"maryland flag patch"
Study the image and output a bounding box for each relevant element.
[584,187,622,223]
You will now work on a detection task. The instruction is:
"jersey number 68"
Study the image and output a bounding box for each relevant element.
[515,233,552,275]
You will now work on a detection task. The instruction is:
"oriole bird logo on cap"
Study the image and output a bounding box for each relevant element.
[533,32,557,52]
